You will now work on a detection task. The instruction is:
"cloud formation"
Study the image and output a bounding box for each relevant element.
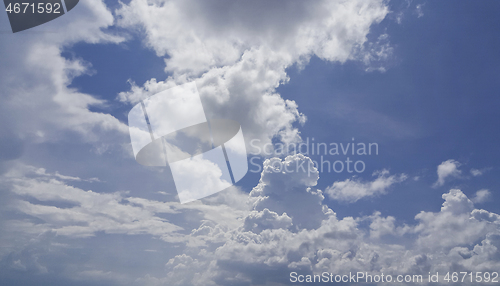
[325,169,407,203]
[2,156,499,285]
[471,167,491,177]
[0,0,128,148]
[152,156,499,286]
[2,0,498,285]
[472,189,492,204]
[115,0,390,153]
[434,159,462,187]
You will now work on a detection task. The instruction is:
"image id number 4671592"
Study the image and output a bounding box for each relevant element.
[5,2,61,13]
[443,272,498,283]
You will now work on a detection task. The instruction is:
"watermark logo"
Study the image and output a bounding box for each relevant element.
[128,82,248,204]
[4,0,79,33]
[248,137,379,176]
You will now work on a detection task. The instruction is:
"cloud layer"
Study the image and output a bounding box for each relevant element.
[1,156,499,285]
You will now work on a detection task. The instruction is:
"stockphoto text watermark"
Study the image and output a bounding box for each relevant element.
[289,271,499,284]
[248,137,379,175]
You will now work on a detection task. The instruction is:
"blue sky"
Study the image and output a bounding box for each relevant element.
[278,0,500,221]
[1,0,500,285]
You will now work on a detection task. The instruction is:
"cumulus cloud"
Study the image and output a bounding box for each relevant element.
[115,0,390,153]
[414,189,489,250]
[434,159,462,187]
[325,169,408,203]
[116,0,389,76]
[1,156,500,285]
[0,0,128,149]
[249,154,332,230]
[153,162,500,286]
[242,209,293,234]
[365,211,410,239]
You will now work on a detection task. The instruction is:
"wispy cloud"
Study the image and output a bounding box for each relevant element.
[471,167,491,177]
[416,4,425,18]
[472,189,492,204]
[325,169,407,203]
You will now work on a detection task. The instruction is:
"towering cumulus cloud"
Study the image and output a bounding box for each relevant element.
[151,156,500,286]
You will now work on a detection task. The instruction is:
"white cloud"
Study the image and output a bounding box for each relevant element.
[0,0,134,202]
[434,159,462,187]
[413,189,498,252]
[358,33,394,72]
[249,154,333,230]
[325,169,408,203]
[471,169,483,176]
[471,167,491,177]
[242,209,293,234]
[133,156,498,285]
[0,163,248,243]
[115,0,391,153]
[1,157,500,285]
[31,166,101,182]
[366,211,410,239]
[472,189,492,204]
[0,0,128,148]
[416,4,425,18]
[116,0,389,76]
[2,0,499,285]
[157,187,500,286]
